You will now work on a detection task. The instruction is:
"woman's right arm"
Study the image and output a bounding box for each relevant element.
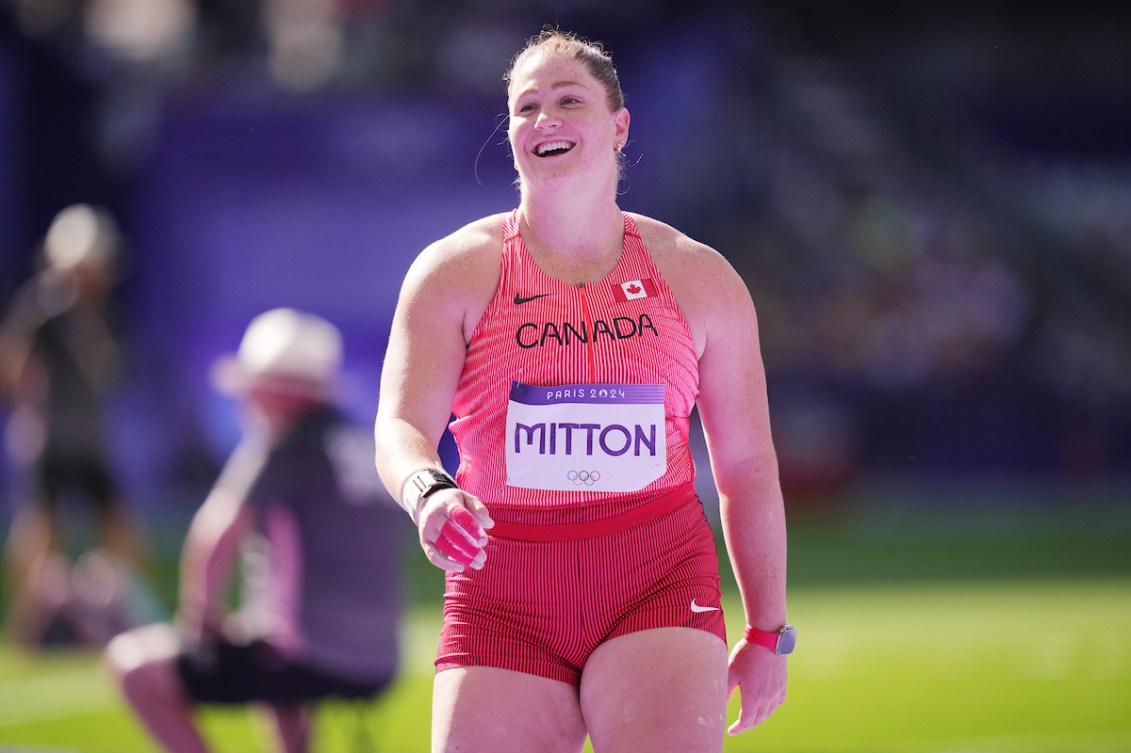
[374,220,499,571]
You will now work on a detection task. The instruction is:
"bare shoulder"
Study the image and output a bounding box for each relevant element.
[414,213,506,281]
[404,214,505,301]
[631,213,741,279]
[398,213,507,338]
[628,213,751,316]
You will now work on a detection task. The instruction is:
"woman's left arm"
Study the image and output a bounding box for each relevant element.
[680,242,789,735]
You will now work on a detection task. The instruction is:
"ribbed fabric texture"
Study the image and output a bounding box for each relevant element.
[436,493,725,684]
[450,210,700,526]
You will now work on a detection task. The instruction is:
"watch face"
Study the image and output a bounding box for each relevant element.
[777,625,798,655]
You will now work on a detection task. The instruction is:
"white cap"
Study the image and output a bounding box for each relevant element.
[44,204,120,272]
[211,308,344,398]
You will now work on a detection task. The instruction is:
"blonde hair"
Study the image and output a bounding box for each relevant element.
[504,29,625,112]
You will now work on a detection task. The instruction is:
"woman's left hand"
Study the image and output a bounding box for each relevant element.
[725,638,788,734]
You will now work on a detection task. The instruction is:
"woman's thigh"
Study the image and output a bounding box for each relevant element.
[432,665,588,753]
[580,627,728,753]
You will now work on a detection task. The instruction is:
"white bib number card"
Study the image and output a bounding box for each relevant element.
[505,382,667,492]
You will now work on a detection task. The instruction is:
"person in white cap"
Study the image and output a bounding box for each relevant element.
[0,203,150,648]
[104,308,406,753]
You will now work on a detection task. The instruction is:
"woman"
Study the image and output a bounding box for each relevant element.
[374,30,790,752]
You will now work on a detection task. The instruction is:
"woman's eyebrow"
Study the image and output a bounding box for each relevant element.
[514,79,588,98]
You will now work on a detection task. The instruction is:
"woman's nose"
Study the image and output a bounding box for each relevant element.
[535,109,560,129]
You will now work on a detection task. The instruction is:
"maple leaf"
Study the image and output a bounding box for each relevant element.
[625,283,642,295]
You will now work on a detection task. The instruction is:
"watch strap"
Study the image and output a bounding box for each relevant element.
[744,624,796,655]
[402,468,458,523]
[411,468,458,498]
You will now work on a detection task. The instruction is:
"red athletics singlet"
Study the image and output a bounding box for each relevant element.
[450,210,699,528]
[439,211,725,683]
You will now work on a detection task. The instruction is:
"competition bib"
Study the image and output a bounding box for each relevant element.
[505,382,667,492]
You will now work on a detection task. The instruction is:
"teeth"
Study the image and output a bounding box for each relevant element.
[536,141,573,156]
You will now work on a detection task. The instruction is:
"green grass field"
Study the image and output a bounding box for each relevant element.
[2,501,1129,752]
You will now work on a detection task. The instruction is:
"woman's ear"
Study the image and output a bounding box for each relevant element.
[614,107,631,149]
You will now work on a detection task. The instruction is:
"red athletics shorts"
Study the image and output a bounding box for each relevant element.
[436,485,727,686]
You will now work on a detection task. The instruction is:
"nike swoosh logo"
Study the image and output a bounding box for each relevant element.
[690,599,720,613]
[514,293,552,305]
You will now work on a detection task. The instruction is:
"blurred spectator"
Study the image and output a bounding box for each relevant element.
[1,203,151,648]
[5,547,165,650]
[104,308,405,753]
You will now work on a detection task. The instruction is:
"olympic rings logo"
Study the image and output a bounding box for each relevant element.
[567,470,601,486]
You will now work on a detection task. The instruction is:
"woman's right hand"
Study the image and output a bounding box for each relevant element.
[415,488,494,572]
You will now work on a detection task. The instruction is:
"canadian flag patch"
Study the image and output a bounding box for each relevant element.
[612,278,658,302]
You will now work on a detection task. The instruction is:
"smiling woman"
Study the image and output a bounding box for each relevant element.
[373,29,790,753]
[505,31,630,196]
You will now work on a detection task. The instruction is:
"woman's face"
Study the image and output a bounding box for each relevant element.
[507,51,629,190]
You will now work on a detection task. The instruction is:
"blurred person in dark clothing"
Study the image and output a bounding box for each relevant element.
[104,308,404,753]
[0,203,150,646]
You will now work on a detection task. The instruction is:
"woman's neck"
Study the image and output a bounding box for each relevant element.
[518,192,623,259]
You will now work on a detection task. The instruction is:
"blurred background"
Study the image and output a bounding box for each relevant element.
[2,0,1130,522]
[2,0,1129,528]
[0,0,1129,750]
